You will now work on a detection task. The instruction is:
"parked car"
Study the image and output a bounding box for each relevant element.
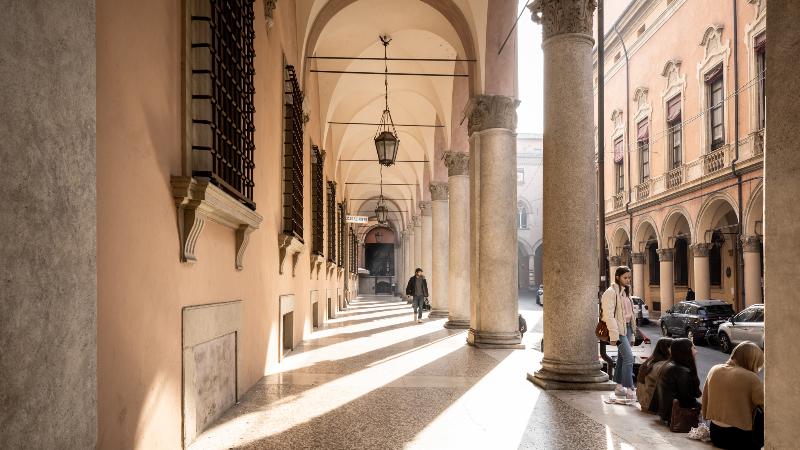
[536,285,544,306]
[631,296,650,325]
[718,304,764,353]
[601,327,652,378]
[660,299,735,345]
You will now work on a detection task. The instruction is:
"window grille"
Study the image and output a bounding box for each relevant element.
[190,0,256,209]
[337,202,345,268]
[283,65,304,240]
[311,146,324,255]
[350,230,357,274]
[327,181,337,263]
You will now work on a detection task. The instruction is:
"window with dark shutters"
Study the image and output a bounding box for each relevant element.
[282,65,304,241]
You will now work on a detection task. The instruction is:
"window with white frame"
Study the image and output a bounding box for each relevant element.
[614,138,624,193]
[706,64,725,151]
[666,95,682,169]
[517,202,528,229]
[637,119,650,182]
[517,168,524,184]
[755,33,766,130]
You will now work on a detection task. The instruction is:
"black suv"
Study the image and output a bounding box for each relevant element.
[660,300,735,344]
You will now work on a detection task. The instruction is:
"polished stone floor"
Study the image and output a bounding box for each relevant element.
[191,295,711,450]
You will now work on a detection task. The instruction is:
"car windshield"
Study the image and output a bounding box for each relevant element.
[698,304,734,316]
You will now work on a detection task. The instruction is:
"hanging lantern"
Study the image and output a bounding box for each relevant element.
[375,197,389,224]
[374,36,400,167]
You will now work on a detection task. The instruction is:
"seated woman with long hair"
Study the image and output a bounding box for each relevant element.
[653,338,701,425]
[636,337,673,412]
[702,342,764,449]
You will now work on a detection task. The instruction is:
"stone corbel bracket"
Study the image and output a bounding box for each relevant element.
[310,254,325,279]
[326,261,337,278]
[278,233,305,276]
[171,176,263,270]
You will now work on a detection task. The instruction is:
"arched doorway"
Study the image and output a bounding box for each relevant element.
[364,227,396,295]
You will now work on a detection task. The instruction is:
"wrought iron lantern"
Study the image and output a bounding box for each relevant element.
[374,36,399,166]
[375,200,389,224]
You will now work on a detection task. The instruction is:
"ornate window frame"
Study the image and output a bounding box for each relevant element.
[745,0,767,137]
[696,25,731,153]
[611,109,626,194]
[661,59,686,171]
[633,87,651,184]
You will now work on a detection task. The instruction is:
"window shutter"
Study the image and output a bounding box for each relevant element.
[614,138,624,163]
[666,96,681,122]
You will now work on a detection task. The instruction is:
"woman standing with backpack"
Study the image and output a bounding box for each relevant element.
[601,266,637,400]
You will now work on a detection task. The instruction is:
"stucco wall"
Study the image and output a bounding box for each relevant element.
[0,1,97,448]
[96,0,343,447]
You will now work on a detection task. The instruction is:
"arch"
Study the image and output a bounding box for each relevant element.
[518,238,533,257]
[608,224,631,257]
[743,181,764,236]
[633,215,661,250]
[661,206,695,246]
[695,192,740,243]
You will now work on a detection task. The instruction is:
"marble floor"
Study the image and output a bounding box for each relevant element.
[191,296,712,450]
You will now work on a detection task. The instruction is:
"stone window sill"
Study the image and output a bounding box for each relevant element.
[171,176,263,270]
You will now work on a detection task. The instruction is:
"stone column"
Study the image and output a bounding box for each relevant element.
[429,184,450,318]
[413,215,422,272]
[631,253,646,299]
[420,201,433,279]
[658,249,675,313]
[742,236,763,306]
[0,1,97,447]
[444,152,471,329]
[465,95,522,348]
[529,0,610,388]
[405,229,414,303]
[691,243,712,300]
[608,255,622,282]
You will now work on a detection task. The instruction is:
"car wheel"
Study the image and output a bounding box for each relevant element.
[719,333,732,354]
[661,322,669,337]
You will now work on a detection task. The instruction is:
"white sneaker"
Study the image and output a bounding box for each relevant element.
[614,385,627,398]
[626,388,637,401]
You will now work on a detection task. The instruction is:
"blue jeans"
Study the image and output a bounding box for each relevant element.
[412,295,425,319]
[613,323,635,388]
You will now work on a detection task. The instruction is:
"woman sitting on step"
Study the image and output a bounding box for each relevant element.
[636,337,673,413]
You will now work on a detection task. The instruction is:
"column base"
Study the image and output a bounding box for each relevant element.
[428,309,448,319]
[467,329,524,349]
[444,318,470,329]
[529,358,613,390]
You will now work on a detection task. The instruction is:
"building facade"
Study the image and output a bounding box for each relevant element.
[517,133,544,289]
[596,0,766,315]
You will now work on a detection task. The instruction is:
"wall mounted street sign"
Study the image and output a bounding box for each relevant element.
[346,215,369,224]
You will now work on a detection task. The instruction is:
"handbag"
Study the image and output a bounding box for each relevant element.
[595,288,617,343]
[669,399,700,433]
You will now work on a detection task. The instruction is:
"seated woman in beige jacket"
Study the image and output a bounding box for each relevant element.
[636,337,672,412]
[701,342,764,450]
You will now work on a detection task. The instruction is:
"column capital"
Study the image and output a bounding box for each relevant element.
[631,253,646,265]
[690,243,713,258]
[529,0,597,42]
[412,215,421,227]
[444,151,470,176]
[657,248,674,262]
[419,201,432,216]
[467,95,520,135]
[429,183,449,201]
[608,255,622,266]
[741,235,762,252]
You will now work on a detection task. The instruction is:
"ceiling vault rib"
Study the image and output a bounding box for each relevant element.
[310,69,468,77]
[308,56,476,62]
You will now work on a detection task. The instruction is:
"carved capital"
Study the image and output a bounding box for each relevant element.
[412,215,421,227]
[264,0,277,29]
[444,151,470,176]
[419,201,432,216]
[608,255,622,266]
[691,243,713,258]
[429,183,449,201]
[278,233,305,276]
[657,248,674,262]
[467,95,519,135]
[529,0,597,41]
[741,235,762,252]
[631,253,646,265]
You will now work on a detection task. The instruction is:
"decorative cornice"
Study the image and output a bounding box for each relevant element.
[444,151,470,176]
[467,95,519,135]
[741,235,762,252]
[429,183,449,201]
[657,248,674,262]
[419,201,432,216]
[690,243,713,258]
[631,253,646,265]
[529,0,597,41]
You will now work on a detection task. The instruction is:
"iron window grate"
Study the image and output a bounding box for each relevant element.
[311,146,324,255]
[190,0,256,209]
[337,202,345,268]
[327,182,337,263]
[282,65,304,241]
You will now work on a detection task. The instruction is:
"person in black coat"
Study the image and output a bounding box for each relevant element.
[685,287,695,301]
[405,268,429,323]
[653,338,702,424]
